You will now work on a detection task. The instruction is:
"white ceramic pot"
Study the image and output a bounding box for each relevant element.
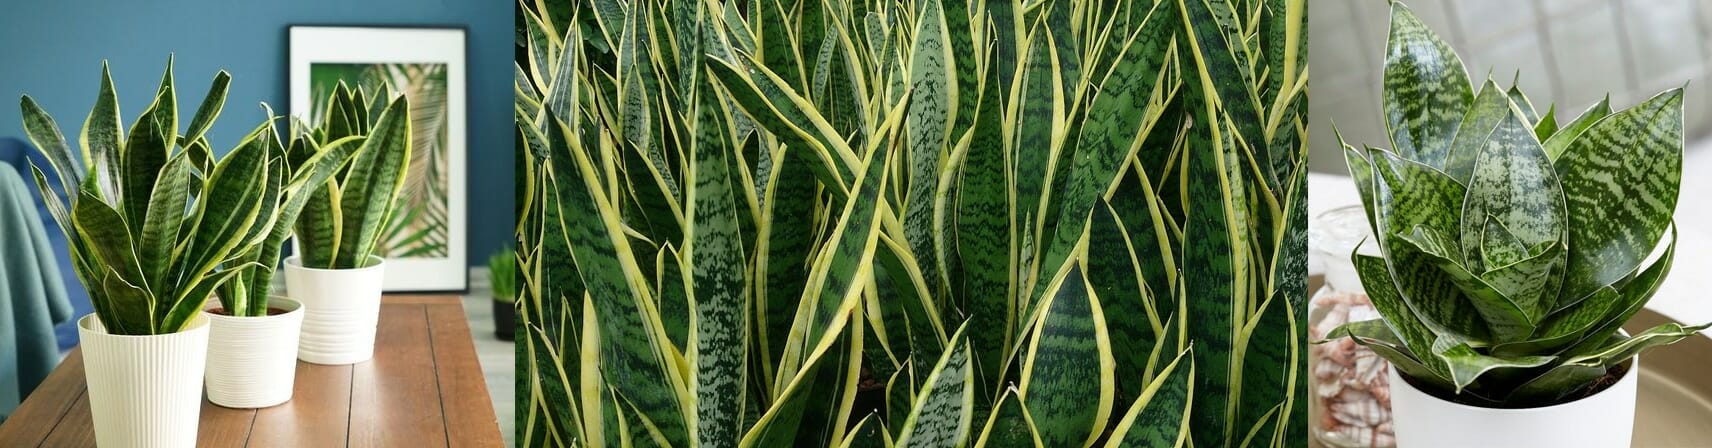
[78,313,210,448]
[284,255,385,365]
[1389,358,1638,447]
[203,297,304,408]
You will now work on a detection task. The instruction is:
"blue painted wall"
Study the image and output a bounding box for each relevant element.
[0,0,513,268]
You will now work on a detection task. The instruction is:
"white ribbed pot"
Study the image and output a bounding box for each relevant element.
[1389,357,1638,447]
[284,255,385,365]
[203,297,304,408]
[78,313,210,448]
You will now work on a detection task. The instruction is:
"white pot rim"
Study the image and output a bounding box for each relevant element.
[283,255,386,273]
[1394,355,1638,412]
[77,313,209,338]
[203,296,305,319]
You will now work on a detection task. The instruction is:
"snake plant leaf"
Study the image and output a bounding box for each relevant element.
[1432,337,1555,393]
[708,56,857,198]
[904,0,955,300]
[972,388,1043,448]
[72,189,145,295]
[1087,198,1155,405]
[547,113,691,447]
[872,234,950,377]
[841,414,895,448]
[1342,144,1379,238]
[1381,1,1473,167]
[1010,26,1064,305]
[1105,347,1193,448]
[121,65,177,231]
[1038,0,1174,307]
[1534,104,1558,142]
[1552,88,1682,308]
[1507,83,1540,125]
[94,265,152,334]
[78,63,121,185]
[742,317,864,448]
[1461,112,1566,279]
[1491,286,1619,358]
[1561,229,1676,356]
[1442,80,1510,183]
[757,146,822,378]
[1511,321,1710,404]
[956,49,1014,397]
[1541,95,1611,161]
[895,322,974,448]
[779,142,888,388]
[183,71,230,146]
[1020,265,1115,448]
[1175,0,1268,185]
[1567,322,1712,367]
[1367,152,1492,343]
[20,96,87,203]
[335,96,412,267]
[886,364,918,438]
[138,154,193,290]
[184,132,268,281]
[1238,295,1295,443]
[688,82,750,448]
[1180,52,1239,446]
[1393,224,1533,342]
[1350,253,1449,380]
[1321,319,1448,391]
[244,136,362,305]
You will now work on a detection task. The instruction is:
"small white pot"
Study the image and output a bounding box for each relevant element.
[203,297,304,408]
[1389,358,1638,447]
[78,313,210,448]
[284,255,385,365]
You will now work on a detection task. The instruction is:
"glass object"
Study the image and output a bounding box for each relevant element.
[1309,205,1395,448]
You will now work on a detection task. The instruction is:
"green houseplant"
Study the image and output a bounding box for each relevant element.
[491,247,518,341]
[19,59,273,446]
[202,107,361,409]
[1327,2,1707,446]
[515,0,1308,446]
[283,82,412,365]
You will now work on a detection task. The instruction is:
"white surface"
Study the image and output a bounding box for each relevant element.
[79,314,210,448]
[285,256,386,365]
[1308,137,1712,328]
[203,298,304,408]
[1388,359,1637,448]
[288,26,469,292]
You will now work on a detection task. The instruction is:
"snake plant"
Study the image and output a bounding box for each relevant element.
[18,59,290,333]
[493,248,519,304]
[289,82,414,270]
[516,0,1307,446]
[1328,2,1708,408]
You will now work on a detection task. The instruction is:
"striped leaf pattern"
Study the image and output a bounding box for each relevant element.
[1331,3,1706,408]
[516,0,1306,445]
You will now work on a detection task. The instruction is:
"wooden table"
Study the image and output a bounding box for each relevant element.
[0,295,504,447]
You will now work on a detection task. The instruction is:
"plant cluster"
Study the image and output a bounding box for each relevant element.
[289,83,414,270]
[515,0,1307,446]
[1329,2,1707,407]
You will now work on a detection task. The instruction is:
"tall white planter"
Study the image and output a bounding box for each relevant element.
[1389,358,1638,447]
[285,255,385,364]
[204,297,304,408]
[78,314,210,448]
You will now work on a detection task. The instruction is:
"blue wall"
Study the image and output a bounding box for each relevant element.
[0,0,513,268]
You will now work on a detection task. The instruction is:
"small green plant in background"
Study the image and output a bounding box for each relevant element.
[19,58,289,332]
[491,247,517,304]
[1328,2,1707,408]
[516,0,1307,446]
[289,82,413,270]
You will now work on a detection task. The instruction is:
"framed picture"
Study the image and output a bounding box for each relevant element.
[289,26,468,292]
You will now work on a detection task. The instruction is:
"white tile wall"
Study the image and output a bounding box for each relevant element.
[1310,0,1712,173]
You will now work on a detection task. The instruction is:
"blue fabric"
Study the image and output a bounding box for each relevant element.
[0,159,75,421]
[0,138,90,352]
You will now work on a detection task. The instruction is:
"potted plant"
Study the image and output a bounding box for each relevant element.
[284,83,411,365]
[1326,3,1708,447]
[202,113,359,408]
[488,248,516,341]
[18,59,273,446]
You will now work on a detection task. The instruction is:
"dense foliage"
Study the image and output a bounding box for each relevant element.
[516,0,1308,446]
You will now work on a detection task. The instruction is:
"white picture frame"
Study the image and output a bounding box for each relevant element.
[289,26,468,292]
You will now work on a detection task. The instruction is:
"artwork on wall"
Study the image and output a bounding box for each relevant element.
[289,26,467,292]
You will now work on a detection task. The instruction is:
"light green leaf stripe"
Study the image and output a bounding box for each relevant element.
[1382,2,1473,165]
[1542,96,1611,161]
[895,322,974,448]
[904,0,954,299]
[1553,89,1682,309]
[1107,347,1193,448]
[1442,80,1509,183]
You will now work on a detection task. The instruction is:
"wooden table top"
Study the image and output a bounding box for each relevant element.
[0,295,504,447]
